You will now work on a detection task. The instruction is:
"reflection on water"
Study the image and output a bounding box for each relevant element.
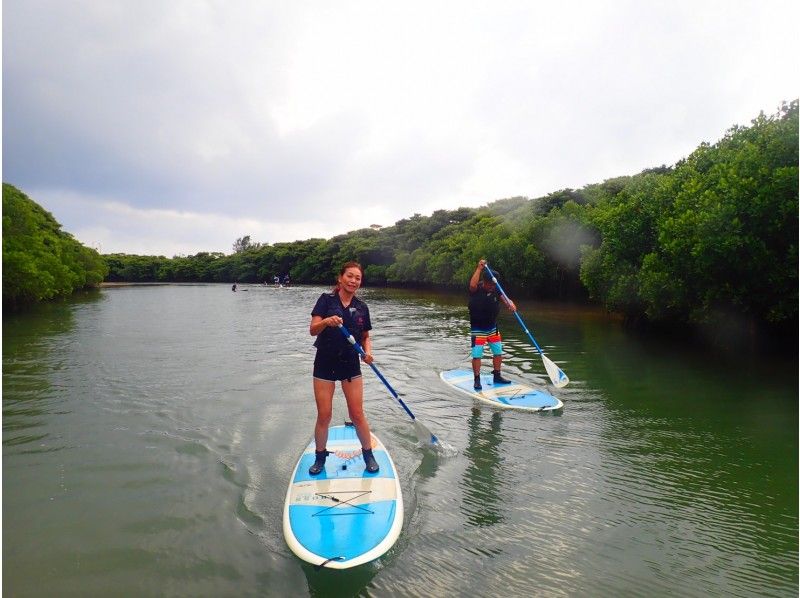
[2,284,797,597]
[462,408,504,528]
[3,298,87,451]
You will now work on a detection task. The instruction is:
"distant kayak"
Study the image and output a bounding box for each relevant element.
[440,368,563,411]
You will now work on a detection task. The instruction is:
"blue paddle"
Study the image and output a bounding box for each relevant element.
[337,324,439,447]
[483,263,569,388]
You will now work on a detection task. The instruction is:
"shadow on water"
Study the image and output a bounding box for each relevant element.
[300,560,378,598]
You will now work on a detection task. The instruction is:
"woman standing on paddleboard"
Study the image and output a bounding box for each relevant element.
[308,261,380,475]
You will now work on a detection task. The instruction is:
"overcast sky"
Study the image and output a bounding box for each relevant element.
[3,1,798,256]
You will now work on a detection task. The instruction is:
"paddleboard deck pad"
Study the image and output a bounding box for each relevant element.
[440,368,563,411]
[283,424,403,569]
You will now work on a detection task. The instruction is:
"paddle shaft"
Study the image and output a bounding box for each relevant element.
[483,264,544,354]
[336,325,418,421]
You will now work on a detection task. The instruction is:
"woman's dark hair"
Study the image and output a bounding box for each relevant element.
[339,261,363,277]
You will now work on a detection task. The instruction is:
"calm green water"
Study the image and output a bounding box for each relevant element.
[3,284,797,597]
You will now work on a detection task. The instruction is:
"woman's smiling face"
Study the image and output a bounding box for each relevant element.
[339,267,362,293]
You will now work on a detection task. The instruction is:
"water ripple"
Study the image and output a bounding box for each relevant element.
[2,284,796,597]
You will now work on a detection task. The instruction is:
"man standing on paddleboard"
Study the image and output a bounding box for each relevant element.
[468,259,516,390]
[308,261,380,475]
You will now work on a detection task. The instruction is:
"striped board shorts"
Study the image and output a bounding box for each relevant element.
[471,327,503,358]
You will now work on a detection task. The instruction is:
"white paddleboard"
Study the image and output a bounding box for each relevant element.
[283,424,403,569]
[440,368,563,412]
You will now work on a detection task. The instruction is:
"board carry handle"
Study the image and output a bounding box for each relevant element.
[337,324,439,446]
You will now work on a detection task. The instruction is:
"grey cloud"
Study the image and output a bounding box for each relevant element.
[3,1,797,256]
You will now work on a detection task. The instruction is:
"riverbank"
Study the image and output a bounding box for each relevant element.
[99,282,171,287]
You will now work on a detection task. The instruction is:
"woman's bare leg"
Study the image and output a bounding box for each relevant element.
[313,378,335,451]
[341,377,373,450]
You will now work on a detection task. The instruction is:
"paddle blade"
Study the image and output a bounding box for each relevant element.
[413,420,439,447]
[542,353,569,388]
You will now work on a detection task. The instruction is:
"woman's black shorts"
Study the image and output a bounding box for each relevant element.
[313,349,362,382]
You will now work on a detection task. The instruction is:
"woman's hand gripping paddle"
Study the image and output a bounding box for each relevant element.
[337,324,440,447]
[483,264,569,388]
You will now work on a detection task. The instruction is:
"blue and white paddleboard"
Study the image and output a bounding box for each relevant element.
[440,368,563,412]
[283,424,403,569]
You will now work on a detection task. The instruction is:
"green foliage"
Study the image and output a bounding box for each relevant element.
[3,183,109,308]
[581,100,798,326]
[232,235,254,253]
[579,173,669,314]
[640,102,799,325]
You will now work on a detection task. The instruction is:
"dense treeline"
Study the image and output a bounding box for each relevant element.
[105,101,798,332]
[9,101,798,334]
[581,103,798,329]
[3,183,109,309]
